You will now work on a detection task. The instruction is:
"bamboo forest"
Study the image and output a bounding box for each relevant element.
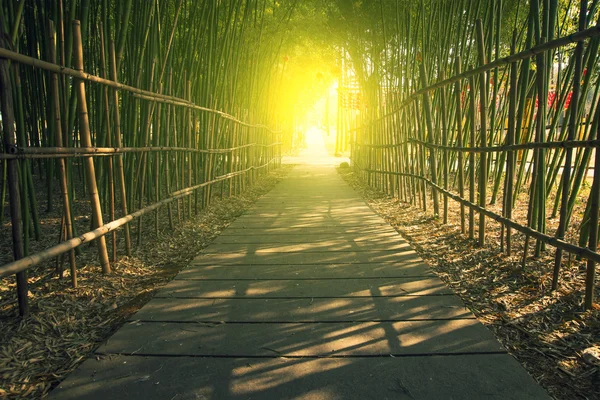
[0,0,599,399]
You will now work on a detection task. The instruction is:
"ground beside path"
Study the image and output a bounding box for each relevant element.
[50,164,550,400]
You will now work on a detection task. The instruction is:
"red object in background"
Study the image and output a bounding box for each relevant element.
[547,91,556,108]
[534,91,568,109]
[564,91,573,110]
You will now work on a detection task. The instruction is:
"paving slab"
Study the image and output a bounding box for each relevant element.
[129,295,473,322]
[175,262,434,279]
[241,210,376,217]
[220,225,399,235]
[210,231,403,244]
[158,277,451,298]
[233,214,383,221]
[204,239,409,251]
[51,354,550,400]
[98,319,504,356]
[189,250,420,266]
[226,221,392,230]
[202,239,411,253]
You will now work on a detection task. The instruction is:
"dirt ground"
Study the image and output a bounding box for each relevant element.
[0,166,293,399]
[338,165,600,400]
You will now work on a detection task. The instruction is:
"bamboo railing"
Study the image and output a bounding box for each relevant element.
[350,1,600,310]
[0,18,281,316]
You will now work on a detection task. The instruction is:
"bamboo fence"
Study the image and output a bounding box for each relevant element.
[349,0,600,310]
[0,1,285,316]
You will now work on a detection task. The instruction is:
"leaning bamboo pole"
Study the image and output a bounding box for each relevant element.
[72,20,110,274]
[49,21,77,287]
[109,41,132,257]
[553,0,586,289]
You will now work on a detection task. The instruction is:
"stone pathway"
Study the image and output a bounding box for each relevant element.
[51,164,550,399]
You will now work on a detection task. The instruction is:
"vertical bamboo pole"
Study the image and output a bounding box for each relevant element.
[73,20,110,274]
[109,41,132,257]
[469,74,477,240]
[154,87,162,235]
[49,21,77,286]
[440,71,449,224]
[553,0,586,289]
[584,107,600,309]
[504,32,518,256]
[99,25,116,262]
[187,79,193,218]
[454,57,465,234]
[0,28,28,316]
[475,19,488,247]
[534,37,548,257]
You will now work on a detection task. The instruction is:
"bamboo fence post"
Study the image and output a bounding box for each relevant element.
[454,57,466,234]
[154,86,162,235]
[186,79,192,218]
[469,74,477,240]
[504,32,518,256]
[475,19,488,247]
[0,27,29,316]
[584,106,600,309]
[109,41,132,257]
[137,61,157,247]
[440,71,449,224]
[419,62,440,216]
[534,37,548,257]
[72,20,110,274]
[99,25,116,262]
[49,20,77,286]
[553,0,586,289]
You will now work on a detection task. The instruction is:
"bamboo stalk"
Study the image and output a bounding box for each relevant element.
[504,32,518,256]
[99,24,116,262]
[553,0,586,289]
[109,41,132,257]
[454,57,465,234]
[72,20,110,274]
[584,106,600,309]
[475,19,488,247]
[469,74,477,240]
[49,20,77,286]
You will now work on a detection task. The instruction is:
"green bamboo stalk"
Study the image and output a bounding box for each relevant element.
[454,57,465,234]
[49,20,77,287]
[475,19,488,246]
[73,20,110,274]
[469,74,477,240]
[553,0,586,289]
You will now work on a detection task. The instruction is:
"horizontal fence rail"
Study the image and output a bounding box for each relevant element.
[0,143,282,159]
[0,47,280,132]
[353,23,600,129]
[0,158,277,279]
